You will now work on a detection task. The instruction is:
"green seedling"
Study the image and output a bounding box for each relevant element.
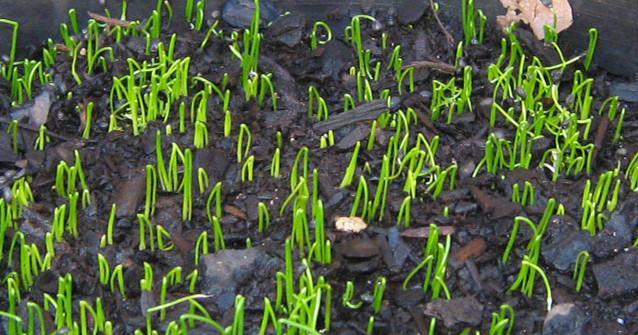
[0,19,19,81]
[271,148,281,178]
[308,85,329,121]
[241,155,255,182]
[140,262,154,292]
[581,168,621,235]
[145,165,157,218]
[311,199,331,264]
[512,258,553,311]
[462,0,487,44]
[573,250,589,292]
[511,181,535,207]
[345,15,375,77]
[98,253,110,286]
[237,123,252,163]
[258,202,270,233]
[340,141,361,188]
[397,196,412,227]
[351,175,369,218]
[108,263,126,299]
[290,146,309,191]
[584,28,598,71]
[182,149,193,221]
[626,152,638,191]
[488,304,515,335]
[195,0,206,30]
[228,0,262,100]
[34,125,50,151]
[543,24,558,44]
[160,267,183,320]
[197,168,209,194]
[403,224,452,300]
[372,276,386,314]
[342,281,363,309]
[138,213,155,251]
[310,21,332,49]
[156,225,174,251]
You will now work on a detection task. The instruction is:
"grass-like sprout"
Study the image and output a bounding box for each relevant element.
[403,224,452,299]
[237,123,252,163]
[584,28,598,71]
[488,304,515,335]
[110,264,126,298]
[398,67,415,95]
[310,199,331,264]
[81,102,95,139]
[581,168,620,235]
[140,262,154,292]
[345,15,375,78]
[98,253,110,286]
[511,181,535,207]
[310,21,332,50]
[145,165,157,218]
[185,0,195,23]
[473,133,512,176]
[182,149,193,221]
[52,204,67,242]
[340,141,361,188]
[241,155,255,182]
[228,0,262,100]
[197,168,209,194]
[86,20,114,75]
[7,120,19,153]
[541,20,558,44]
[206,182,226,251]
[372,276,386,314]
[573,250,589,292]
[342,281,363,309]
[351,175,369,217]
[157,225,174,251]
[195,0,206,31]
[160,266,184,320]
[517,258,552,311]
[462,0,487,45]
[290,146,309,191]
[308,85,329,121]
[258,202,270,233]
[613,108,625,144]
[0,19,19,81]
[138,213,155,251]
[271,148,281,178]
[626,152,638,191]
[34,125,50,151]
[397,196,412,227]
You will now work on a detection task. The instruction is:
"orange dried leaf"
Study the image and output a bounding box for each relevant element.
[497,0,573,39]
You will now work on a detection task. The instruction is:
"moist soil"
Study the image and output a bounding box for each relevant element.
[1,3,638,335]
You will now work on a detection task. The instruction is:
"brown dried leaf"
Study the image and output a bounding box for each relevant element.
[497,0,573,40]
[335,216,367,233]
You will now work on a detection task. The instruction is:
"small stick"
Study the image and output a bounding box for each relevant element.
[430,0,455,47]
[403,60,456,74]
[88,12,131,28]
[0,118,73,142]
[312,99,388,133]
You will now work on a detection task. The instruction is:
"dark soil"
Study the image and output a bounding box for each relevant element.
[1,2,638,335]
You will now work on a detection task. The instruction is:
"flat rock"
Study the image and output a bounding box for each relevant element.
[543,303,588,335]
[542,230,592,271]
[592,212,633,258]
[592,249,638,299]
[114,174,146,217]
[396,1,428,25]
[424,295,484,328]
[267,13,305,47]
[222,0,279,28]
[336,237,379,259]
[200,248,279,311]
[609,82,638,102]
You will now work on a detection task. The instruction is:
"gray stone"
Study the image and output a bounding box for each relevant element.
[592,250,638,299]
[222,0,279,28]
[542,230,592,271]
[543,303,588,335]
[424,296,484,328]
[592,212,633,258]
[200,248,280,311]
[609,82,638,102]
[267,13,305,47]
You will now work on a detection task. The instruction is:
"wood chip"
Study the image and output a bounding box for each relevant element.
[452,238,487,263]
[224,205,248,220]
[88,11,132,28]
[401,226,455,238]
[335,216,368,233]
